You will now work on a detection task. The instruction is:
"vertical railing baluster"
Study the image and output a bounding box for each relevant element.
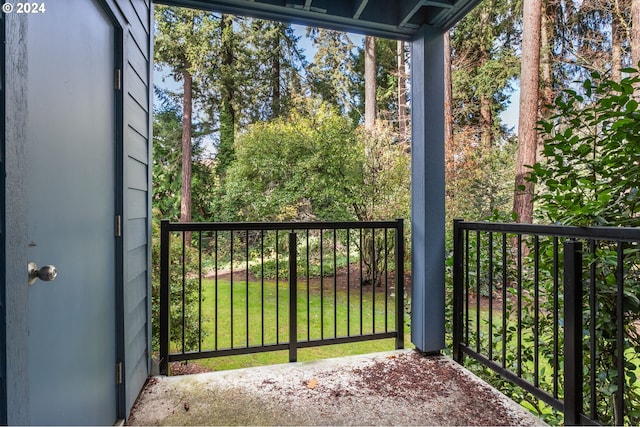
[384,228,389,333]
[615,242,625,424]
[276,230,279,344]
[289,232,298,362]
[215,230,219,351]
[372,228,376,334]
[553,236,559,398]
[475,230,481,354]
[465,229,470,345]
[198,231,203,353]
[564,239,583,426]
[488,232,493,361]
[334,228,337,337]
[534,235,539,388]
[159,220,170,376]
[517,234,522,377]
[246,229,250,347]
[320,229,324,340]
[501,232,507,368]
[453,219,464,363]
[230,230,234,348]
[346,229,351,336]
[359,228,364,336]
[589,239,597,421]
[395,219,404,350]
[181,231,186,354]
[261,230,264,346]
[306,229,310,342]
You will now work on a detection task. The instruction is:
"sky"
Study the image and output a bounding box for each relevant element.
[502,87,520,132]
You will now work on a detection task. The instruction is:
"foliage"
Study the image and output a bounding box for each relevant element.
[239,20,304,121]
[527,69,640,425]
[154,6,218,83]
[219,101,360,222]
[530,70,640,226]
[445,128,516,223]
[306,28,357,117]
[217,102,410,285]
[450,0,521,141]
[152,105,217,222]
[352,38,402,126]
[150,216,204,352]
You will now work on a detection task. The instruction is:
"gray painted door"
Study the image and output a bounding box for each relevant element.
[26,0,117,424]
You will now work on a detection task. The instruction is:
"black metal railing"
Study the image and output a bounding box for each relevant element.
[452,220,640,425]
[159,219,405,375]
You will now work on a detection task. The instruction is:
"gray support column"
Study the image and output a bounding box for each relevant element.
[4,12,29,425]
[410,27,445,353]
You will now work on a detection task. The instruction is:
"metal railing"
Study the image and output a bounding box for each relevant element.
[452,220,640,425]
[159,219,405,375]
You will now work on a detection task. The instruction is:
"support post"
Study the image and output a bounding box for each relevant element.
[410,27,446,352]
[564,239,583,425]
[159,220,170,376]
[289,232,298,363]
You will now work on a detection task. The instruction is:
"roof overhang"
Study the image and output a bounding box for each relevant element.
[152,0,482,40]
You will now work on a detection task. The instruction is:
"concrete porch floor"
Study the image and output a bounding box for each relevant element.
[126,349,544,426]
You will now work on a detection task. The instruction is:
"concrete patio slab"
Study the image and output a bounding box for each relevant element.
[126,349,544,426]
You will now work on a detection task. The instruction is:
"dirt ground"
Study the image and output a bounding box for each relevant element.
[208,264,412,295]
[126,350,544,426]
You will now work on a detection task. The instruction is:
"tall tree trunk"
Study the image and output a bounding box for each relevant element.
[397,40,408,144]
[364,35,376,129]
[513,0,542,224]
[181,66,193,225]
[633,0,640,68]
[539,1,555,158]
[479,95,492,148]
[612,9,623,81]
[444,31,454,150]
[272,30,281,118]
[478,8,492,149]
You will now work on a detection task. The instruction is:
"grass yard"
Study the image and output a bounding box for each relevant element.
[171,277,411,372]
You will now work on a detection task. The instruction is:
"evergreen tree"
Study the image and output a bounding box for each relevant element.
[154,6,217,224]
[450,0,520,146]
[240,19,304,121]
[305,28,357,115]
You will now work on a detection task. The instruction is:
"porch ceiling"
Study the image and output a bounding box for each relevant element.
[152,0,482,39]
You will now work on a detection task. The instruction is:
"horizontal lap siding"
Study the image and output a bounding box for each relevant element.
[116,0,151,418]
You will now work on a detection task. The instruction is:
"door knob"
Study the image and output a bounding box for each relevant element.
[28,262,57,285]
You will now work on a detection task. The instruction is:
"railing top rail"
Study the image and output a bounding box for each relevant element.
[161,219,403,232]
[455,220,640,242]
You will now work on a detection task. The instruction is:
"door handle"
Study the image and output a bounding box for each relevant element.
[28,262,57,285]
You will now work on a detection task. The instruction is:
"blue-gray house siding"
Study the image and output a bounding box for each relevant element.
[117,0,153,414]
[3,0,152,422]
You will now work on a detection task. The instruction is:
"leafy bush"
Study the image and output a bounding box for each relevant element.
[151,216,205,353]
[528,69,640,425]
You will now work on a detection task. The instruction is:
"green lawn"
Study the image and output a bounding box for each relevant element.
[172,277,411,371]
